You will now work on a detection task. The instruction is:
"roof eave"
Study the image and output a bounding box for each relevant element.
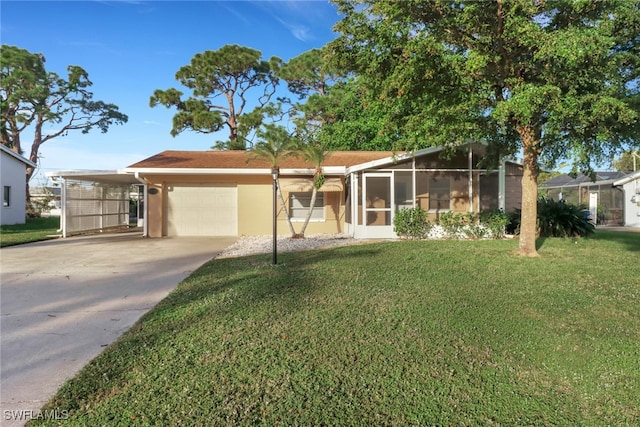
[614,171,640,186]
[123,167,347,176]
[0,144,37,168]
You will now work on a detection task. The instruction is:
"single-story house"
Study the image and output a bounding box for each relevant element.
[540,171,628,225]
[1,144,36,225]
[48,143,524,239]
[613,171,640,227]
[30,186,62,216]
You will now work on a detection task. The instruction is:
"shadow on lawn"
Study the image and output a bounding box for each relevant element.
[590,230,640,252]
[535,230,640,253]
[44,245,385,413]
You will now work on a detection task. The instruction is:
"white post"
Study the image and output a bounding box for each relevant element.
[498,158,506,211]
[468,148,474,213]
[61,178,67,238]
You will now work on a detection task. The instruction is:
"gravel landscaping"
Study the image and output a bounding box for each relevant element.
[216,233,356,258]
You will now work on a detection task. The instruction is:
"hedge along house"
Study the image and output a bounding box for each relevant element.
[121,143,523,239]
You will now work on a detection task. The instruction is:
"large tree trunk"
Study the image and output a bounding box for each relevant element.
[517,125,541,257]
[24,125,44,204]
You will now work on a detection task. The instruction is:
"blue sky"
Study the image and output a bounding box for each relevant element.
[1,0,341,184]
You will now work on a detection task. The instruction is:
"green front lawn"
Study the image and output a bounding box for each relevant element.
[35,232,639,425]
[0,216,60,247]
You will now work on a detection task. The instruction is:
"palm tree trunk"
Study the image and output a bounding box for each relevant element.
[277,181,298,237]
[299,187,318,237]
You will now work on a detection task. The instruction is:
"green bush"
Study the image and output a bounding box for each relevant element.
[479,209,510,239]
[394,208,509,240]
[507,198,595,238]
[436,211,466,236]
[393,207,431,239]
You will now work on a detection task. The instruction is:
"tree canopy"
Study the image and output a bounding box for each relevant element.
[329,0,640,256]
[612,150,639,172]
[150,44,281,150]
[1,44,128,189]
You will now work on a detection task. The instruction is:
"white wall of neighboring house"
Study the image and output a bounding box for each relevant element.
[0,145,35,225]
[616,172,640,228]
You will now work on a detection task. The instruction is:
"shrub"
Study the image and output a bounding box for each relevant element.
[507,198,595,238]
[395,208,511,240]
[479,209,510,239]
[393,207,431,239]
[537,197,595,237]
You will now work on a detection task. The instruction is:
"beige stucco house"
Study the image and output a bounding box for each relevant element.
[122,143,523,239]
[48,143,524,239]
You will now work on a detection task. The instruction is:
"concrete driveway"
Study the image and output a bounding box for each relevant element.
[0,232,235,426]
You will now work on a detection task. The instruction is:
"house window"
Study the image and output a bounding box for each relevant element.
[3,186,10,207]
[289,192,324,221]
[429,177,450,211]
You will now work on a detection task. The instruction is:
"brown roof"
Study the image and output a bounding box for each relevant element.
[126,150,400,170]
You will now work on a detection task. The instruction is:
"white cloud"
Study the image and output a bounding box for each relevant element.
[275,17,313,42]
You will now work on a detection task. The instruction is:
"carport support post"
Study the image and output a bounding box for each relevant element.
[271,167,279,265]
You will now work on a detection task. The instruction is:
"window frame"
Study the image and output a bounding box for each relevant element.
[3,186,10,208]
[289,191,325,222]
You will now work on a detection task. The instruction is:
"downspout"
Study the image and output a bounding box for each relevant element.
[134,172,148,237]
[61,178,67,238]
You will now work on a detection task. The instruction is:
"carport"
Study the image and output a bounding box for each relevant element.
[46,170,143,238]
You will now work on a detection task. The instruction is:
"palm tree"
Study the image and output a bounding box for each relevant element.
[249,123,298,237]
[297,141,329,237]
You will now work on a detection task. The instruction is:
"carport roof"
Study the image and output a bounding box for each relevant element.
[46,170,140,185]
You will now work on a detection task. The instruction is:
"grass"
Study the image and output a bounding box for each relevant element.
[33,231,639,426]
[0,216,60,247]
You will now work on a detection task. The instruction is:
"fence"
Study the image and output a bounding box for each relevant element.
[62,179,130,237]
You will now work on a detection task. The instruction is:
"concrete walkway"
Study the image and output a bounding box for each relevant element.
[0,232,235,426]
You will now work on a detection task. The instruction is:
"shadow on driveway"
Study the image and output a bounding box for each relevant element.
[0,232,235,426]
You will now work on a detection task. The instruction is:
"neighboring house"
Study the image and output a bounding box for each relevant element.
[48,143,524,239]
[613,171,640,227]
[30,186,62,216]
[540,171,628,225]
[0,144,36,225]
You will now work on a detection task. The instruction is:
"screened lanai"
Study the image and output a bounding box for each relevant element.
[343,144,524,239]
[541,172,626,225]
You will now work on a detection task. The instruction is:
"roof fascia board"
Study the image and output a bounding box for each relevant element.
[346,151,420,174]
[46,170,131,178]
[124,167,346,176]
[346,144,491,174]
[613,171,640,186]
[544,178,620,189]
[0,144,37,168]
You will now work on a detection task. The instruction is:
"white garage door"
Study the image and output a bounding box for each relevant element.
[166,183,237,236]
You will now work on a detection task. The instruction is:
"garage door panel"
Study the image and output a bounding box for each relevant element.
[166,184,237,236]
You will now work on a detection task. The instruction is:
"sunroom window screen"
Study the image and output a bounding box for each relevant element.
[429,177,451,211]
